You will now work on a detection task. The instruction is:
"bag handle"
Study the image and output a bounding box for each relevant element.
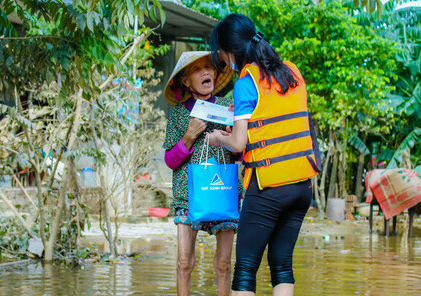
[199,134,210,168]
[217,146,227,169]
[199,134,228,170]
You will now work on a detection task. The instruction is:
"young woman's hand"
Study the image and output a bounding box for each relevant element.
[209,120,248,152]
[208,130,224,147]
[225,103,234,133]
[228,103,234,111]
[183,118,208,150]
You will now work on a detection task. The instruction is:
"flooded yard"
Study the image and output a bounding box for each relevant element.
[1,219,420,295]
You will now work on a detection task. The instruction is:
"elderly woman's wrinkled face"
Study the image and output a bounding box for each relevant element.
[182,57,216,96]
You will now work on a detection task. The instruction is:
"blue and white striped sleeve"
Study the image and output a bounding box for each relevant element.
[233,74,258,121]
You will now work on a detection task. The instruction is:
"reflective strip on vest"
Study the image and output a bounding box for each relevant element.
[248,111,309,129]
[246,130,311,151]
[243,149,314,169]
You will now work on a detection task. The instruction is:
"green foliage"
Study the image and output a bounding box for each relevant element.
[242,0,398,136]
[353,0,386,17]
[0,0,165,105]
[0,10,16,37]
[355,5,421,168]
[181,0,239,19]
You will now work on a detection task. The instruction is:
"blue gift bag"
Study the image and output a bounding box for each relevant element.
[188,154,239,222]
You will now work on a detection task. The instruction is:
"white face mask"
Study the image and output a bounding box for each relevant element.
[229,56,238,71]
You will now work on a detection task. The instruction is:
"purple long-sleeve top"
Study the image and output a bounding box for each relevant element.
[164,95,216,170]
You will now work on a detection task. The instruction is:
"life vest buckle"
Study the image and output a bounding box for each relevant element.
[264,158,271,166]
[259,140,267,148]
[257,120,263,127]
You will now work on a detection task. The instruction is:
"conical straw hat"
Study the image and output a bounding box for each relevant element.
[164,51,234,106]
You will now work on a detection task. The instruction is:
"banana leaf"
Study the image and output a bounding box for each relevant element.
[387,128,421,169]
[349,135,369,155]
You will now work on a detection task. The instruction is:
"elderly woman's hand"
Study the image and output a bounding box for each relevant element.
[187,118,207,137]
[183,118,208,150]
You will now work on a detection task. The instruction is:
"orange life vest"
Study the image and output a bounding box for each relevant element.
[240,62,319,190]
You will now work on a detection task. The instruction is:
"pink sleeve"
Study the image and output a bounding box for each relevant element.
[164,139,194,170]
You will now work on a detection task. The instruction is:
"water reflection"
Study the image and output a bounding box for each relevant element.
[1,224,420,296]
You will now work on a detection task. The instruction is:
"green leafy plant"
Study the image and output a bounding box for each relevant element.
[0,0,167,261]
[0,216,30,261]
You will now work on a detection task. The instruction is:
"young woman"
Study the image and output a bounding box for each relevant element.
[163,51,239,296]
[208,14,320,296]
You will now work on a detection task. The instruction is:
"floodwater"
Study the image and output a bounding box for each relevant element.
[1,220,421,296]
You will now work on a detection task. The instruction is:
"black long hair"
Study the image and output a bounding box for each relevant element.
[211,13,298,94]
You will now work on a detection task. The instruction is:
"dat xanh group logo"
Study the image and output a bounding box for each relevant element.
[210,174,224,185]
[201,174,232,191]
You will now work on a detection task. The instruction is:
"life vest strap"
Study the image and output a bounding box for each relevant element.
[243,149,314,169]
[308,112,322,172]
[306,155,321,173]
[246,130,311,151]
[248,111,309,129]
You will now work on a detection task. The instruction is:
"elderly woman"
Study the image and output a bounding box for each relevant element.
[162,51,238,296]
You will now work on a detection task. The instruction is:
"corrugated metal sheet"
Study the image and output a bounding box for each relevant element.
[144,0,218,38]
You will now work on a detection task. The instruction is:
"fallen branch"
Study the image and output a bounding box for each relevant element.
[12,174,40,232]
[12,175,34,206]
[0,193,37,238]
[0,259,32,267]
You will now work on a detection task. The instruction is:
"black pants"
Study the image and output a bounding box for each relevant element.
[232,172,312,292]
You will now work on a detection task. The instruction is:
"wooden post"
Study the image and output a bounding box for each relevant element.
[392,216,397,236]
[384,217,390,238]
[409,207,415,237]
[369,202,373,234]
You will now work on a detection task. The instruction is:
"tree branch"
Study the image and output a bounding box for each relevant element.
[44,88,84,261]
[0,35,74,43]
[99,28,155,90]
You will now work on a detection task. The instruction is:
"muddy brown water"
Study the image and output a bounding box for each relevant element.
[1,220,421,295]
